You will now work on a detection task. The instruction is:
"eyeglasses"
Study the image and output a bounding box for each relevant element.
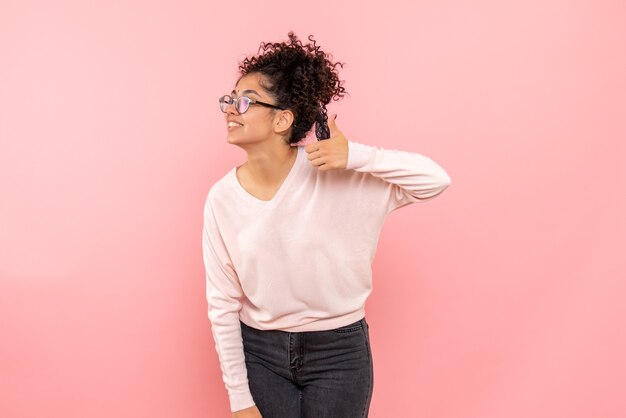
[218,94,286,114]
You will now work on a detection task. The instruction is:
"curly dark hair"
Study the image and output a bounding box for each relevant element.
[237,31,349,145]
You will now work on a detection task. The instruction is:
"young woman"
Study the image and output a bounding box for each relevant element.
[202,32,451,418]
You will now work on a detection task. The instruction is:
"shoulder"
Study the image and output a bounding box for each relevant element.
[204,168,236,211]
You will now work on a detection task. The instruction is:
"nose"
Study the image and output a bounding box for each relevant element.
[224,98,240,116]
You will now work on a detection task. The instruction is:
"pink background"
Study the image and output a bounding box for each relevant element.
[1,1,625,417]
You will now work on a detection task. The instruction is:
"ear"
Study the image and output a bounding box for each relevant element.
[275,110,295,134]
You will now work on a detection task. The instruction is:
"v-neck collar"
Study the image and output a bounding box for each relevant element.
[229,146,303,206]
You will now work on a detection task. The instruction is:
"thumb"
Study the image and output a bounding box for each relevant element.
[327,114,339,135]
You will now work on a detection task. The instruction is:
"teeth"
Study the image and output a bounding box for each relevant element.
[228,121,243,127]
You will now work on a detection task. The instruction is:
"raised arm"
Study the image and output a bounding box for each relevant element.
[346,140,452,213]
[304,115,451,214]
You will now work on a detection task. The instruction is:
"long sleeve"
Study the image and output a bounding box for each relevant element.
[202,196,255,413]
[345,140,452,213]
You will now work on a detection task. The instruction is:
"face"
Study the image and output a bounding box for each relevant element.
[223,73,293,147]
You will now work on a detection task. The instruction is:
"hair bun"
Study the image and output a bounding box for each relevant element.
[238,31,347,145]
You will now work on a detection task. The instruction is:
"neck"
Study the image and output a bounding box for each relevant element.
[241,144,298,186]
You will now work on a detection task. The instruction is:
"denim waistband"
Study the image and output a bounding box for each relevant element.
[240,317,366,335]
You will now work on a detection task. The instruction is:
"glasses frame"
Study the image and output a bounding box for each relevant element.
[219,94,286,114]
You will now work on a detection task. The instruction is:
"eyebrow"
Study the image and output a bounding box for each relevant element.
[231,89,261,98]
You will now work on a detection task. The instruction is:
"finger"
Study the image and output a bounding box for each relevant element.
[327,114,339,136]
[306,147,322,159]
[304,142,319,153]
[308,152,326,166]
[306,151,316,161]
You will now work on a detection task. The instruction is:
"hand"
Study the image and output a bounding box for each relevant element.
[304,114,349,171]
[232,404,263,418]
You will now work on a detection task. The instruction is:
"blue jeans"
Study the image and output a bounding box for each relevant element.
[240,317,374,418]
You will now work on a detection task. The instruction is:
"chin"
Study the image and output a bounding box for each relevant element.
[225,134,240,144]
[226,134,262,146]
[225,136,253,151]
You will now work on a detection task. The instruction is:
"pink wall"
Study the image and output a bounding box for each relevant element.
[1,1,624,417]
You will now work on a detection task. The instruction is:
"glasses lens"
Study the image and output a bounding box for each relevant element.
[236,96,251,113]
[219,95,232,113]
